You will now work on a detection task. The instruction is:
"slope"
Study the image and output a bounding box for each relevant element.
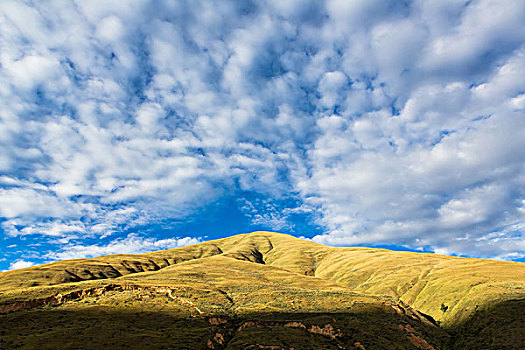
[2,231,523,325]
[1,253,449,349]
[1,231,524,349]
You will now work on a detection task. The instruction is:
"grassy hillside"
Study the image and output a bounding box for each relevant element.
[1,231,524,349]
[0,254,449,349]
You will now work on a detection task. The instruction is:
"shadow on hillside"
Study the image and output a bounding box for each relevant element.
[1,306,449,350]
[448,298,525,350]
[1,300,524,350]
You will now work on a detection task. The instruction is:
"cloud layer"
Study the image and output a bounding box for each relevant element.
[0,0,524,265]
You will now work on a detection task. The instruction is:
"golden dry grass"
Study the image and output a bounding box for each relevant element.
[1,231,524,349]
[1,231,524,325]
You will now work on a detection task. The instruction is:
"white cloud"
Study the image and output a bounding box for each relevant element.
[96,16,126,42]
[8,259,35,271]
[421,0,525,72]
[318,71,349,108]
[4,55,61,90]
[45,234,201,261]
[0,188,81,218]
[438,184,507,227]
[20,222,85,237]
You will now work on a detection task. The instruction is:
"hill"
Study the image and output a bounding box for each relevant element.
[1,231,524,349]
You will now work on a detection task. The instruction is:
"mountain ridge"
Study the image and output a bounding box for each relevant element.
[1,231,524,349]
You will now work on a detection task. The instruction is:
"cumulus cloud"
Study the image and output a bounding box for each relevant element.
[45,234,201,261]
[8,259,35,271]
[0,0,524,263]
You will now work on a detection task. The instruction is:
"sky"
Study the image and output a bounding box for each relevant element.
[1,0,525,271]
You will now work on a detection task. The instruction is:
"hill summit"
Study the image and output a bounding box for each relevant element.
[1,231,524,349]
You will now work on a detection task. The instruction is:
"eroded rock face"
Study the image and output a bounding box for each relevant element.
[209,317,228,325]
[399,323,435,350]
[308,323,343,340]
[283,321,306,329]
[0,284,121,314]
[0,297,54,313]
[233,319,346,348]
[353,341,366,349]
[0,284,181,314]
[206,332,226,349]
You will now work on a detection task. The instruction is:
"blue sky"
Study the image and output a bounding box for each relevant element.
[1,0,525,271]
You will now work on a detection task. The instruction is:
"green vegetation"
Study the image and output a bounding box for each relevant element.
[1,231,524,349]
